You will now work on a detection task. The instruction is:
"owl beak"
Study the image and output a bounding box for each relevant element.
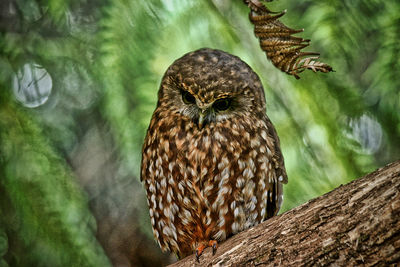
[198,111,206,129]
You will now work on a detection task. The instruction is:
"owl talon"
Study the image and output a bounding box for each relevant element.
[210,240,218,255]
[195,240,218,262]
[195,247,203,263]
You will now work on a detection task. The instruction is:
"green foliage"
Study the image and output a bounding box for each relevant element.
[0,97,110,266]
[0,0,399,265]
[0,227,8,267]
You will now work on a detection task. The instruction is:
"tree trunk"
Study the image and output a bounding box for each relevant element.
[170,161,400,266]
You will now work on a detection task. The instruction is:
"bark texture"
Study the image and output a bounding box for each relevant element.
[170,161,400,266]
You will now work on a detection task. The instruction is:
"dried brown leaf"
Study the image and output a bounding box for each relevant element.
[243,0,333,79]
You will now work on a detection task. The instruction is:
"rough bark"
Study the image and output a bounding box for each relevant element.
[170,161,400,266]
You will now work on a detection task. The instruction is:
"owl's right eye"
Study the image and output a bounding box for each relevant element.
[182,90,196,104]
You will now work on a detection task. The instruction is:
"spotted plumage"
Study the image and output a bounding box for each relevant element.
[141,48,287,259]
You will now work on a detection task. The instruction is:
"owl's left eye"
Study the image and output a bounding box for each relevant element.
[213,98,232,111]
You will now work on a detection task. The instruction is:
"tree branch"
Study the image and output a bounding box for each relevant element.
[170,161,400,266]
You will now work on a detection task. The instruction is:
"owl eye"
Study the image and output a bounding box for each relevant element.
[213,98,232,111]
[182,90,196,104]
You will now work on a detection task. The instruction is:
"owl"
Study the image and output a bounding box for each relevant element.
[141,48,287,261]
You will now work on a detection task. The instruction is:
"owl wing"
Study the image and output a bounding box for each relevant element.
[265,116,287,217]
[266,116,287,183]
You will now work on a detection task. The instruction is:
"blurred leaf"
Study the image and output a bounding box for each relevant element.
[0,97,111,267]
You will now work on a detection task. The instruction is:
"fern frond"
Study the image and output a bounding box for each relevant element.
[243,0,333,79]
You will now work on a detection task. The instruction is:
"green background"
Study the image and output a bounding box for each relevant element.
[1,0,399,266]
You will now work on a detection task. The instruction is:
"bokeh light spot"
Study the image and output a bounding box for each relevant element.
[12,63,52,108]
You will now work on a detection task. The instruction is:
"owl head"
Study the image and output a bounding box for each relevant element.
[157,48,267,129]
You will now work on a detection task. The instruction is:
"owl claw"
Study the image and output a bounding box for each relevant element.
[210,240,218,255]
[195,240,218,262]
[195,247,203,263]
